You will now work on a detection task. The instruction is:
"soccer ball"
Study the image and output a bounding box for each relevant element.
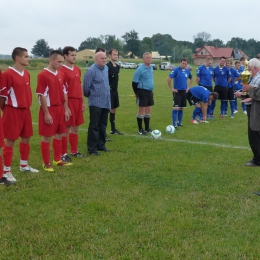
[165,125,176,134]
[151,130,162,139]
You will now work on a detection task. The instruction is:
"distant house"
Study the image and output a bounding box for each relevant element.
[151,51,160,59]
[76,49,96,60]
[192,45,249,65]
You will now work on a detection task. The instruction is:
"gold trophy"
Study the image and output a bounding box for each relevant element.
[241,59,251,99]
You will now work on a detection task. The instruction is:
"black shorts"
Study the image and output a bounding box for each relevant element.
[227,87,235,101]
[213,85,228,101]
[201,86,213,92]
[186,90,200,106]
[173,90,187,108]
[110,90,119,109]
[137,89,154,107]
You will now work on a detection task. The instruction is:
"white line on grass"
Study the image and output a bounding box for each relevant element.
[32,122,249,151]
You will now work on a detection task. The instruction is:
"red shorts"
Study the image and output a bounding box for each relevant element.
[0,117,4,147]
[38,105,66,136]
[2,106,33,140]
[66,98,84,127]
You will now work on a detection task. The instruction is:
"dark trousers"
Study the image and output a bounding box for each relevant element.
[87,106,109,153]
[247,105,260,165]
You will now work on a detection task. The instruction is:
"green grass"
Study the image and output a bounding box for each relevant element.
[1,67,260,259]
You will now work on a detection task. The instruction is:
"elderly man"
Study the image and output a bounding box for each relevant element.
[83,52,110,155]
[240,58,260,166]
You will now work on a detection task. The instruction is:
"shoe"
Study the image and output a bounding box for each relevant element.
[234,110,238,114]
[145,129,152,133]
[200,120,209,123]
[190,119,199,124]
[207,115,214,120]
[53,160,73,166]
[243,110,247,114]
[178,124,183,127]
[220,114,225,118]
[3,172,16,184]
[105,136,113,142]
[88,151,100,156]
[43,163,54,172]
[138,129,147,135]
[61,154,72,162]
[70,151,84,157]
[224,112,228,116]
[110,130,124,135]
[244,161,260,167]
[0,177,13,186]
[20,165,39,173]
[231,113,234,118]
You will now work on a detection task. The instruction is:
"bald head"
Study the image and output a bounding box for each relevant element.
[95,52,107,67]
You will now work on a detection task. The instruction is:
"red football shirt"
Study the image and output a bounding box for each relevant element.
[36,68,66,107]
[0,67,32,108]
[59,65,82,99]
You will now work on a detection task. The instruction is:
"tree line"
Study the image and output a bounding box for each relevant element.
[31,30,260,63]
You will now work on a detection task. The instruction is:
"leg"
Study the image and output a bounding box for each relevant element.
[144,106,152,132]
[98,108,109,150]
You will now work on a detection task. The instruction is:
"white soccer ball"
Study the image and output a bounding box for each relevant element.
[151,130,162,139]
[165,125,176,134]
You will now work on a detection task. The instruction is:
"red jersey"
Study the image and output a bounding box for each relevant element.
[36,68,66,107]
[59,65,82,99]
[0,67,32,108]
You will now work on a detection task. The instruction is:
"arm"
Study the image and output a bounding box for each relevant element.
[132,81,138,94]
[63,93,71,121]
[196,76,200,85]
[0,97,5,110]
[248,86,260,101]
[201,102,208,121]
[83,70,93,97]
[167,76,175,93]
[39,95,53,125]
[186,77,193,93]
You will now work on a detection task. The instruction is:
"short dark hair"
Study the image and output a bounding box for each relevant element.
[239,57,245,62]
[180,58,188,62]
[220,56,226,60]
[63,46,76,56]
[210,92,219,100]
[12,47,27,61]
[49,50,63,59]
[95,47,106,53]
[235,61,240,65]
[108,49,118,55]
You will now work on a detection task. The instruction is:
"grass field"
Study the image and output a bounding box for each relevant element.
[1,66,260,260]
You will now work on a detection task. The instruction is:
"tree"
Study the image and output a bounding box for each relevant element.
[78,37,103,51]
[181,49,193,63]
[193,31,211,42]
[122,30,140,57]
[31,39,52,57]
[207,39,224,47]
[193,38,206,52]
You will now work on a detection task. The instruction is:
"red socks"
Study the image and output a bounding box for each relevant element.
[69,133,78,154]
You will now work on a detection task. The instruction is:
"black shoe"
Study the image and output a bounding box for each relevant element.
[145,129,152,133]
[174,125,178,130]
[70,151,84,157]
[105,136,113,142]
[110,130,124,135]
[88,151,100,156]
[61,154,72,162]
[138,129,147,135]
[0,177,13,186]
[245,160,260,167]
[98,148,110,152]
[178,124,183,127]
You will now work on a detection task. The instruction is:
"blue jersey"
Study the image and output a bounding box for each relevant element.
[196,65,213,87]
[213,66,231,87]
[239,65,245,72]
[190,86,210,103]
[133,64,154,91]
[227,67,240,88]
[169,67,192,90]
[234,69,242,90]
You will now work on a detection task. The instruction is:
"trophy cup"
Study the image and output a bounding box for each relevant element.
[241,59,251,99]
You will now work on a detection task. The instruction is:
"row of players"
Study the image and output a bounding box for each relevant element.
[166,56,247,128]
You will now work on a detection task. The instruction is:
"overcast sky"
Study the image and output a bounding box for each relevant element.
[1,0,259,55]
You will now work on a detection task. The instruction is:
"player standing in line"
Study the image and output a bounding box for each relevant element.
[0,48,39,184]
[225,59,240,118]
[106,49,123,135]
[132,52,154,135]
[187,86,219,123]
[234,61,246,113]
[167,58,193,128]
[0,69,13,185]
[37,50,72,172]
[196,56,214,120]
[59,46,86,161]
[211,56,231,118]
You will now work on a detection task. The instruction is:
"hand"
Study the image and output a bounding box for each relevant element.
[172,89,178,93]
[243,84,251,92]
[241,98,252,103]
[234,91,242,98]
[82,103,86,111]
[44,114,53,125]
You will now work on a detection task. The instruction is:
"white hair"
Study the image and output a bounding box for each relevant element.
[248,58,260,69]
